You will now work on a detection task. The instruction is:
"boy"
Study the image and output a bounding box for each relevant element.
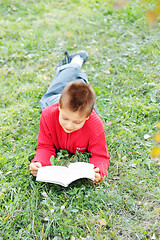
[29,51,110,183]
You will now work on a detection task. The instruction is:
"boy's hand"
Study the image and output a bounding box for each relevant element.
[29,162,42,176]
[94,167,101,183]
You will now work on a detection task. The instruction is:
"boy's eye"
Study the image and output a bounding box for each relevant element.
[75,121,81,124]
[63,117,68,120]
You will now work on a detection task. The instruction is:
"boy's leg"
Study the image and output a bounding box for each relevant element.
[40,63,88,110]
[40,50,98,114]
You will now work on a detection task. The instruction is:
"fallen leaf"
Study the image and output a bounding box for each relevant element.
[4,214,10,221]
[38,64,44,68]
[154,132,160,143]
[13,146,16,152]
[157,122,160,129]
[146,10,157,27]
[97,218,107,226]
[151,146,160,158]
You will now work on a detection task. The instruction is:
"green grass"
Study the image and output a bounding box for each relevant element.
[0,0,160,239]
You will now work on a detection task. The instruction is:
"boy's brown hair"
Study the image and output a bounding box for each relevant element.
[59,81,95,117]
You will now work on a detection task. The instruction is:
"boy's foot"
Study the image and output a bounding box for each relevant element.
[59,50,88,67]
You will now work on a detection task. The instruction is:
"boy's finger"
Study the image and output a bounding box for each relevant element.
[31,170,38,176]
[95,173,100,179]
[94,167,100,173]
[30,162,42,170]
[34,162,42,168]
[94,172,101,183]
[29,164,37,171]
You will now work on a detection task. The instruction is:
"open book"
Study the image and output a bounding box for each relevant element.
[36,162,95,187]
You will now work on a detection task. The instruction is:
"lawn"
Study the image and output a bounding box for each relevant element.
[0,0,160,239]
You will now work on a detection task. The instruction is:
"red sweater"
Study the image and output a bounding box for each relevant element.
[32,103,110,177]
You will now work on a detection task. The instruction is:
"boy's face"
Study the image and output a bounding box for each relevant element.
[59,107,89,133]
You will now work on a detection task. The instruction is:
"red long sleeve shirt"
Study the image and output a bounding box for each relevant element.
[32,103,110,177]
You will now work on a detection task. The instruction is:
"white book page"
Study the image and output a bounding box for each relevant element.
[36,163,95,187]
[67,162,95,185]
[36,166,68,187]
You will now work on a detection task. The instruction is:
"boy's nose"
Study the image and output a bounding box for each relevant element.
[66,121,73,129]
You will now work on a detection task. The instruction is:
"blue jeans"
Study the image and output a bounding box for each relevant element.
[40,63,98,113]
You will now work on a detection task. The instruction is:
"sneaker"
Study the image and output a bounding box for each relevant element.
[59,50,88,66]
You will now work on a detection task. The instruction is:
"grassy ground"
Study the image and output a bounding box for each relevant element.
[0,0,160,239]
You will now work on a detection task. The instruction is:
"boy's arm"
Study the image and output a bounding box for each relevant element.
[88,131,110,179]
[31,113,56,166]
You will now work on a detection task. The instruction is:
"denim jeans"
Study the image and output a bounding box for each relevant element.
[40,63,98,114]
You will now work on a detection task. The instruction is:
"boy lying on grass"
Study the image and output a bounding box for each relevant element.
[29,51,110,183]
